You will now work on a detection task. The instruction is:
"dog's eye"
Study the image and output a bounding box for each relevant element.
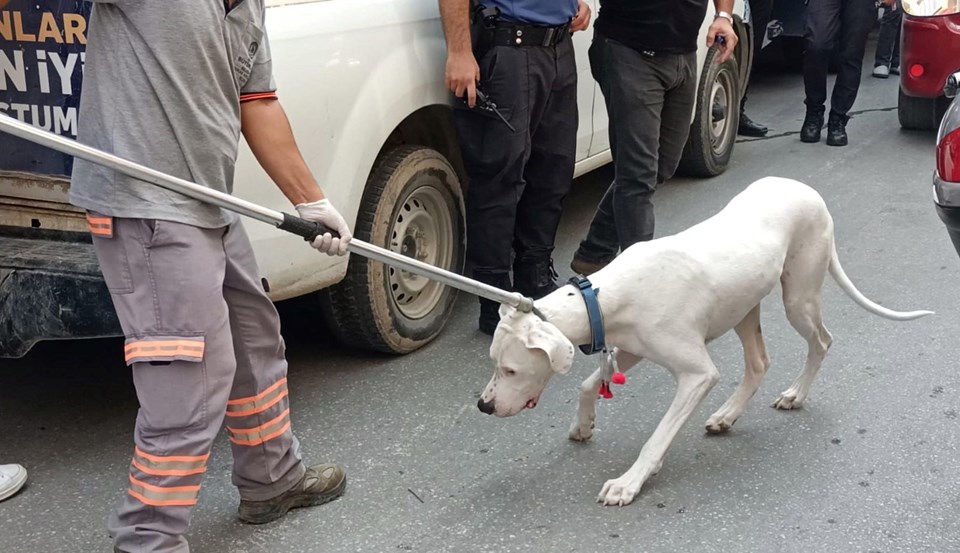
[504,368,517,376]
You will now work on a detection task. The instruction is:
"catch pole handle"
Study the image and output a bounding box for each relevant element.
[278,212,339,242]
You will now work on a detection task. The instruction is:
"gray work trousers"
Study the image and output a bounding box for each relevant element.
[576,34,697,261]
[89,214,305,553]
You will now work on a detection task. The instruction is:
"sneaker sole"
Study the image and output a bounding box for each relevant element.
[239,475,346,525]
[0,467,27,502]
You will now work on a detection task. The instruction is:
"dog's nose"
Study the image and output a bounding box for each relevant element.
[477,398,495,415]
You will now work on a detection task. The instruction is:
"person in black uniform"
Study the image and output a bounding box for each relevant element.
[800,0,895,146]
[439,0,591,335]
[570,0,738,276]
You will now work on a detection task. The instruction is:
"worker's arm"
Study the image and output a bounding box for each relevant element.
[240,97,351,255]
[708,0,738,63]
[439,0,480,107]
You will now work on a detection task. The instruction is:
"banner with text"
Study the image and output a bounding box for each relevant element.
[0,0,90,177]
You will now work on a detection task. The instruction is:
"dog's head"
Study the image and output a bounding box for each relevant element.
[477,305,576,417]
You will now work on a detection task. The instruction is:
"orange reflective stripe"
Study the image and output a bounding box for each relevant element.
[130,475,200,494]
[239,91,278,102]
[227,409,291,446]
[228,378,286,406]
[230,421,292,447]
[225,378,288,418]
[132,459,206,477]
[124,339,205,364]
[134,448,209,464]
[86,214,113,236]
[128,490,197,507]
[132,447,208,477]
[128,475,200,507]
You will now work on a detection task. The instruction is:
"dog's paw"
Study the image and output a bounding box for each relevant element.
[772,392,803,410]
[704,414,736,434]
[568,418,595,442]
[597,475,643,507]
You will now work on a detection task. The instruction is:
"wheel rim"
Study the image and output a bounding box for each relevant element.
[710,67,736,156]
[387,184,455,320]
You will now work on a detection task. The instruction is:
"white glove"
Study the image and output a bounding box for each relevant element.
[294,199,352,256]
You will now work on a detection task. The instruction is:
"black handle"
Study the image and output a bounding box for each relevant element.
[278,212,338,242]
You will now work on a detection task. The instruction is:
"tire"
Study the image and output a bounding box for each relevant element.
[319,146,465,354]
[898,88,938,131]
[678,46,742,178]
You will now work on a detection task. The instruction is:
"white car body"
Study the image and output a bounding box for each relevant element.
[245,0,748,300]
[0,0,750,357]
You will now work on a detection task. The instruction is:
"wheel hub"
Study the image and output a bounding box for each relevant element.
[388,185,454,320]
[709,67,735,156]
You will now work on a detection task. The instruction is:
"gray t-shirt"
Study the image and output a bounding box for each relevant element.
[70,0,276,228]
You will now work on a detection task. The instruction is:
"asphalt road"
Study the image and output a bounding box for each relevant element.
[3,42,960,553]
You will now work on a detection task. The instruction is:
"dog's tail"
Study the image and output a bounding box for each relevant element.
[829,244,934,321]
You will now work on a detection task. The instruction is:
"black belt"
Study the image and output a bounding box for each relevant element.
[486,23,570,48]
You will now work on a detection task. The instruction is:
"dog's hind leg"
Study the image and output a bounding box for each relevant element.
[773,253,834,410]
[705,304,770,433]
[569,348,641,442]
[598,347,720,506]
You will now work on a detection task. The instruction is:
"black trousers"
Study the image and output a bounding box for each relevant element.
[453,38,578,284]
[874,1,902,68]
[803,0,876,117]
[576,34,697,260]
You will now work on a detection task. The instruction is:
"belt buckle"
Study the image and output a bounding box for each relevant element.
[542,27,556,47]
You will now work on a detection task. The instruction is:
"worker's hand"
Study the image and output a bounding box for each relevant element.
[881,0,896,7]
[570,0,592,32]
[446,51,480,107]
[707,17,737,64]
[295,199,352,256]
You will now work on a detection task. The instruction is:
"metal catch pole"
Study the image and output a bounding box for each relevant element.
[0,114,535,313]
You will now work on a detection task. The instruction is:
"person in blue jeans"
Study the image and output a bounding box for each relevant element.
[873,0,902,79]
[570,0,737,276]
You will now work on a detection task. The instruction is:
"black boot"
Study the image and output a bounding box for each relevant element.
[826,111,849,147]
[738,112,769,137]
[474,271,511,336]
[738,96,768,137]
[800,110,824,143]
[513,258,559,300]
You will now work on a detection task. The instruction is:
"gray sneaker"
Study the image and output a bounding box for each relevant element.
[873,65,890,79]
[238,463,346,524]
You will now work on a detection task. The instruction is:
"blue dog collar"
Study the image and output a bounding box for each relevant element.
[569,276,605,355]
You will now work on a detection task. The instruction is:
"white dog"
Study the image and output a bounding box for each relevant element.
[477,177,932,507]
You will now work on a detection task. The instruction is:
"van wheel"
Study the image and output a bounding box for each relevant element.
[678,46,741,177]
[319,146,465,354]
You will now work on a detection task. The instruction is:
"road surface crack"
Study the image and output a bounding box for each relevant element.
[736,106,897,143]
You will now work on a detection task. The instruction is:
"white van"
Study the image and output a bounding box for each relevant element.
[0,0,753,358]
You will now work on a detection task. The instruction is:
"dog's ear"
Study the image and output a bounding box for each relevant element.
[522,320,575,375]
[498,303,516,320]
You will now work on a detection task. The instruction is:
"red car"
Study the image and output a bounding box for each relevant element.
[899,3,960,130]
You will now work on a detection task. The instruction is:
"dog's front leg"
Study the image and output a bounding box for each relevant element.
[569,349,641,442]
[598,353,719,506]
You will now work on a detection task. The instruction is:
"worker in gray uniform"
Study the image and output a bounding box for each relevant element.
[69,1,352,551]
